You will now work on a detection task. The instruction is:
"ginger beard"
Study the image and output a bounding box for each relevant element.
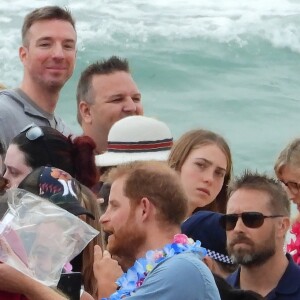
[106,207,146,270]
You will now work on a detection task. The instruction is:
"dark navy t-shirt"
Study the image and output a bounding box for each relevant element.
[227,254,300,300]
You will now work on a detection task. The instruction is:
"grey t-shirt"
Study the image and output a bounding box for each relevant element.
[0,89,73,150]
[127,252,221,300]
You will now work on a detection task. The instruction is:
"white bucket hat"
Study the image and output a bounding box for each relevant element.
[95,116,173,167]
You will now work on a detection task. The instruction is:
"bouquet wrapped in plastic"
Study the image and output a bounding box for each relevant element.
[0,189,99,286]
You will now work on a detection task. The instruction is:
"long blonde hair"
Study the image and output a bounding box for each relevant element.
[274,138,300,177]
[168,129,232,214]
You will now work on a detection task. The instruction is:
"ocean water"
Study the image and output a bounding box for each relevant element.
[1,0,300,185]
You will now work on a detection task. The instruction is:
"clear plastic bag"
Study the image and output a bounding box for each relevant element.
[0,189,99,286]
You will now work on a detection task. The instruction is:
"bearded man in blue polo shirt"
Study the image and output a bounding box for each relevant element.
[222,171,300,299]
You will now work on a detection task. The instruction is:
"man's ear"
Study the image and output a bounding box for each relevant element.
[19,46,27,64]
[79,101,92,124]
[139,197,152,222]
[277,216,290,238]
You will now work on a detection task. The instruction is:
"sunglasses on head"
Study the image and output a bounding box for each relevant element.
[219,212,284,231]
[280,180,300,195]
[20,124,44,141]
[20,124,54,167]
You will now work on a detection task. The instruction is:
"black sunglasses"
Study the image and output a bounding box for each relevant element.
[219,212,284,231]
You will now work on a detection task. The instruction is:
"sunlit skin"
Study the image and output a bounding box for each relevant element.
[19,19,77,113]
[80,72,143,153]
[100,176,145,269]
[279,165,300,212]
[100,177,132,252]
[179,144,227,216]
[226,189,283,265]
[3,144,32,188]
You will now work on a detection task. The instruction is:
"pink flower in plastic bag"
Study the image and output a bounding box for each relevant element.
[63,262,73,273]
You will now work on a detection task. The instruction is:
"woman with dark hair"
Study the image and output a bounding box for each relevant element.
[168,129,232,215]
[3,125,99,189]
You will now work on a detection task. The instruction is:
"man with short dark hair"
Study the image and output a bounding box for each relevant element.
[76,56,143,154]
[93,161,220,299]
[222,170,300,299]
[0,6,76,149]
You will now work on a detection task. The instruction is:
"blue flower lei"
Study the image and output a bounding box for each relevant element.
[102,234,207,300]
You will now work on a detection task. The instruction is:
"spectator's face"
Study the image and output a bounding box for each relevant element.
[4,144,32,188]
[100,176,145,266]
[20,19,76,91]
[80,72,143,151]
[226,188,280,266]
[278,164,300,212]
[179,144,227,216]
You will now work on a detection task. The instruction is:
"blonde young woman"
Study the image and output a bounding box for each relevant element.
[274,138,300,221]
[168,129,233,216]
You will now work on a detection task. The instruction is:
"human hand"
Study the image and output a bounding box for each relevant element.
[93,245,123,298]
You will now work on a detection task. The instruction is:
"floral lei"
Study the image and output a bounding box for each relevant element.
[287,221,300,265]
[102,234,206,300]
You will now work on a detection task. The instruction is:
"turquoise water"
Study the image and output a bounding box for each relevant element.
[1,0,300,185]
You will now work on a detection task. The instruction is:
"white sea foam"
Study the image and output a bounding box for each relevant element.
[1,0,299,86]
[1,1,300,219]
[1,0,300,47]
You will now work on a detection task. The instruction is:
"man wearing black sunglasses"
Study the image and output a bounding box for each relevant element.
[223,170,300,299]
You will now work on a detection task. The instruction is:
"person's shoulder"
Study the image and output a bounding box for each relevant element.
[135,252,220,299]
[279,256,300,292]
[0,89,18,99]
[167,252,217,282]
[0,90,21,111]
[166,251,207,269]
[273,258,300,299]
[154,252,217,287]
[286,254,300,276]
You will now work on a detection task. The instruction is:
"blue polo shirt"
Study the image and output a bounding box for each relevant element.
[226,254,300,299]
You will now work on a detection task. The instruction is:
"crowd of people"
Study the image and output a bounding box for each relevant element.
[0,5,300,300]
